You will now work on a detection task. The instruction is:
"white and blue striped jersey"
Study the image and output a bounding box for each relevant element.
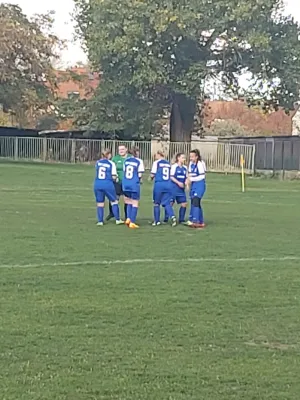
[171,163,188,184]
[188,161,206,182]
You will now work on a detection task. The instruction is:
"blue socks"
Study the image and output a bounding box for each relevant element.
[165,204,175,218]
[179,206,186,223]
[130,206,138,223]
[97,206,104,223]
[164,209,169,222]
[111,204,120,220]
[199,206,204,224]
[154,205,160,223]
[127,204,133,220]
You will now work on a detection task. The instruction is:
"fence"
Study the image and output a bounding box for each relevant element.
[221,136,300,175]
[0,136,255,174]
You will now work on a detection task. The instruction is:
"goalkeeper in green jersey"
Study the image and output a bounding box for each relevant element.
[106,145,129,220]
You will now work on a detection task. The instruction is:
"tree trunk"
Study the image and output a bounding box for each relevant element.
[170,94,196,142]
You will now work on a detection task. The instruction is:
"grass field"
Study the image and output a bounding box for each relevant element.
[1,161,300,400]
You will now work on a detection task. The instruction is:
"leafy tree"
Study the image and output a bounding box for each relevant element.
[0,4,60,127]
[75,0,300,141]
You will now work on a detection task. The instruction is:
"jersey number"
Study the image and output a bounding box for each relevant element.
[162,167,169,180]
[98,166,106,179]
[125,165,134,179]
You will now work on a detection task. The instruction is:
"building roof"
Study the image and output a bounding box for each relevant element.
[203,100,297,135]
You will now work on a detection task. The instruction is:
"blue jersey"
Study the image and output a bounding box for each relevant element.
[94,159,117,186]
[151,159,172,186]
[188,160,206,198]
[170,163,187,193]
[122,157,145,191]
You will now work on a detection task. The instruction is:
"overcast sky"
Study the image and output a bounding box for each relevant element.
[4,0,300,66]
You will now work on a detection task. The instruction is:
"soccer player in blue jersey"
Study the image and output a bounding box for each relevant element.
[122,148,145,229]
[94,150,124,226]
[187,149,206,228]
[151,151,177,227]
[170,153,188,223]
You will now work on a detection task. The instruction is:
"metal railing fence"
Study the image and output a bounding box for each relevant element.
[0,137,255,174]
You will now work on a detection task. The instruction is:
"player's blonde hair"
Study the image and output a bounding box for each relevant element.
[156,150,164,158]
[101,149,112,159]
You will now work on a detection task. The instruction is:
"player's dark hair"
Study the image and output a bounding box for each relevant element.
[128,147,139,157]
[102,149,111,159]
[175,153,185,162]
[190,149,201,162]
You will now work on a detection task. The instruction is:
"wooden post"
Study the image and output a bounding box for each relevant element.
[42,137,47,162]
[71,139,76,163]
[14,137,18,160]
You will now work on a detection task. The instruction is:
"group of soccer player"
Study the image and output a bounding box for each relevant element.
[93,145,206,229]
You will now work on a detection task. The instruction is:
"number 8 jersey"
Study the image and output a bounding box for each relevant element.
[122,156,145,191]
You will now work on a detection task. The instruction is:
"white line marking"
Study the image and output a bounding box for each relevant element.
[1,256,299,269]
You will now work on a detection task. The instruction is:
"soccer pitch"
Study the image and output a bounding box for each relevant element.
[1,162,300,400]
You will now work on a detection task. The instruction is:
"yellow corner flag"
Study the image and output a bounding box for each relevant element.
[240,154,245,193]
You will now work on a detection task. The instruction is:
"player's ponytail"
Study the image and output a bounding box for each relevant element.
[191,149,201,162]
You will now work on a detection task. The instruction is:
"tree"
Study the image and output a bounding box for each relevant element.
[0,4,60,127]
[75,0,300,141]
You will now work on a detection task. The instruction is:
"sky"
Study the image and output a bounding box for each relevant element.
[3,0,300,67]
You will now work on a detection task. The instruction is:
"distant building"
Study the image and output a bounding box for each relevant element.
[54,67,100,99]
[203,100,297,136]
[292,105,300,135]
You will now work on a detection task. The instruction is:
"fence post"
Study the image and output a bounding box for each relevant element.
[71,139,76,163]
[271,138,275,174]
[42,137,47,162]
[14,137,18,160]
[224,143,230,172]
[251,144,256,175]
[282,141,285,180]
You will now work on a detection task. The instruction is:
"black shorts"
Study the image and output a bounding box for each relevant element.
[114,181,123,196]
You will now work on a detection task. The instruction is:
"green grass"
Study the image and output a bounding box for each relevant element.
[0,161,300,400]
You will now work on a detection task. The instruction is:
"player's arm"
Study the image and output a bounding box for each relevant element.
[111,162,118,181]
[138,160,145,183]
[150,161,157,180]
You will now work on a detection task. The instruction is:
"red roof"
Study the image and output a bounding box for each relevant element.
[203,100,296,135]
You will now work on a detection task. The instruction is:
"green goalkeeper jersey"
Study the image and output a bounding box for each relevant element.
[112,154,129,181]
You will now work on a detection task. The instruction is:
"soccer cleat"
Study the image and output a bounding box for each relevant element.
[171,216,177,227]
[96,222,104,226]
[129,222,139,229]
[152,221,161,226]
[116,219,125,225]
[105,214,114,222]
[184,221,193,226]
[125,218,131,226]
[199,223,206,228]
[190,223,205,229]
